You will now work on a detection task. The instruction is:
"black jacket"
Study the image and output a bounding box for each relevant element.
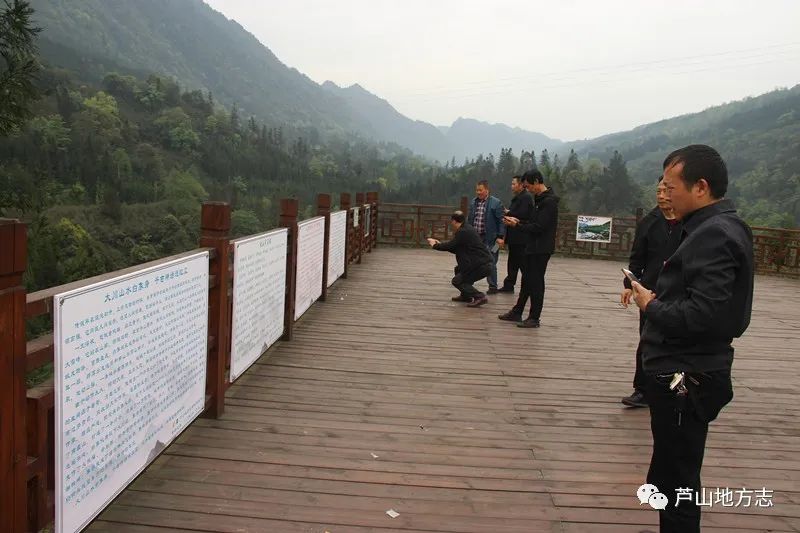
[433,224,493,273]
[641,199,754,374]
[518,188,560,255]
[623,207,683,290]
[504,190,535,246]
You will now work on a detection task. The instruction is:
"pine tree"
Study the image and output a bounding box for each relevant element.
[538,149,552,178]
[600,151,638,215]
[0,0,41,135]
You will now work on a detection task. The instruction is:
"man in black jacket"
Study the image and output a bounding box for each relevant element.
[632,145,754,533]
[428,211,493,308]
[620,177,682,408]
[499,175,535,293]
[498,170,560,328]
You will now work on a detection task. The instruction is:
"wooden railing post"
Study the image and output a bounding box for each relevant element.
[340,193,351,278]
[199,202,231,419]
[280,199,299,341]
[356,193,365,264]
[367,191,378,250]
[0,219,28,533]
[317,194,332,302]
[460,196,469,215]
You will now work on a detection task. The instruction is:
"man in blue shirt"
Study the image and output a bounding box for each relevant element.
[467,180,505,294]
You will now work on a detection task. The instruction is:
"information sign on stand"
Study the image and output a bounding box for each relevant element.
[327,211,347,287]
[364,204,372,237]
[230,229,288,381]
[294,217,325,320]
[54,252,209,533]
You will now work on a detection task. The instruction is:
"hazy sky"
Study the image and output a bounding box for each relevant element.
[205,0,800,141]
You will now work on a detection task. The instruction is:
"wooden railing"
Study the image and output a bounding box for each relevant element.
[376,200,799,278]
[751,226,800,277]
[0,191,379,533]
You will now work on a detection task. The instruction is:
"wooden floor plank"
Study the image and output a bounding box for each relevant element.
[94,248,800,532]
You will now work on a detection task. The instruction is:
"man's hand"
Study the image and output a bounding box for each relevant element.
[426,238,439,247]
[496,237,504,249]
[631,281,656,311]
[620,288,633,308]
[503,216,519,227]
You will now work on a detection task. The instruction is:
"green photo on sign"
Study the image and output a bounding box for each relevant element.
[576,215,612,243]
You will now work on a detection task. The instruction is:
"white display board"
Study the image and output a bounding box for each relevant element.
[327,210,347,287]
[294,217,325,320]
[352,207,360,228]
[230,229,288,382]
[364,204,372,237]
[54,252,209,533]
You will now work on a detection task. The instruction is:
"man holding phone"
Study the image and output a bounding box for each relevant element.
[498,170,559,328]
[620,177,682,408]
[631,145,754,532]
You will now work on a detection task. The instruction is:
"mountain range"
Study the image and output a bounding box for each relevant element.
[28,0,562,162]
[28,0,800,191]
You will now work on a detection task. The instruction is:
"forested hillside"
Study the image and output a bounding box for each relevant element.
[2,0,798,299]
[28,0,373,140]
[568,86,800,226]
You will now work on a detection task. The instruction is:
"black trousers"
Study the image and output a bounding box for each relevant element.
[502,244,526,289]
[452,264,491,299]
[633,312,646,391]
[644,368,733,533]
[512,253,551,319]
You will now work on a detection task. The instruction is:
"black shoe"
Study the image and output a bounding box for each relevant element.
[497,286,515,293]
[451,294,471,302]
[487,287,499,295]
[498,311,522,321]
[517,318,540,328]
[621,390,648,408]
[466,296,488,308]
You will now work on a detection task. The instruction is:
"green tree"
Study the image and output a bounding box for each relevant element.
[594,151,639,215]
[0,0,40,135]
[27,217,113,288]
[231,209,262,237]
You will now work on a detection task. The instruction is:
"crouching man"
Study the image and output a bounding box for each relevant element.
[427,210,493,308]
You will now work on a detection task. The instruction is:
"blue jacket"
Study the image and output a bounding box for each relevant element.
[468,195,506,244]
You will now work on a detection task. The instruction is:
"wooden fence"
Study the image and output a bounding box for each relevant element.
[0,191,379,533]
[376,199,799,277]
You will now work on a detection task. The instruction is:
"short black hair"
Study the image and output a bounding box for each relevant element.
[477,179,489,189]
[657,175,664,183]
[663,145,728,198]
[451,210,466,224]
[512,175,526,184]
[522,169,544,184]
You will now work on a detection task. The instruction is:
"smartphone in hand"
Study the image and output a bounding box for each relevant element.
[622,268,643,287]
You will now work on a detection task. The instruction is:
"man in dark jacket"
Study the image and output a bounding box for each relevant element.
[498,170,559,327]
[499,175,535,293]
[620,177,682,408]
[428,210,493,308]
[632,145,754,533]
[467,180,506,293]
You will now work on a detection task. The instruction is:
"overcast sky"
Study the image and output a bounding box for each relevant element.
[204,0,800,141]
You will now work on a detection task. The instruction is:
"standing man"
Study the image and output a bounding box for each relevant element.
[498,170,559,328]
[427,211,493,308]
[498,175,535,293]
[631,145,754,533]
[468,180,505,294]
[620,177,682,408]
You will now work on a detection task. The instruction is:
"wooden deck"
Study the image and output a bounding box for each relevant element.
[89,248,800,533]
